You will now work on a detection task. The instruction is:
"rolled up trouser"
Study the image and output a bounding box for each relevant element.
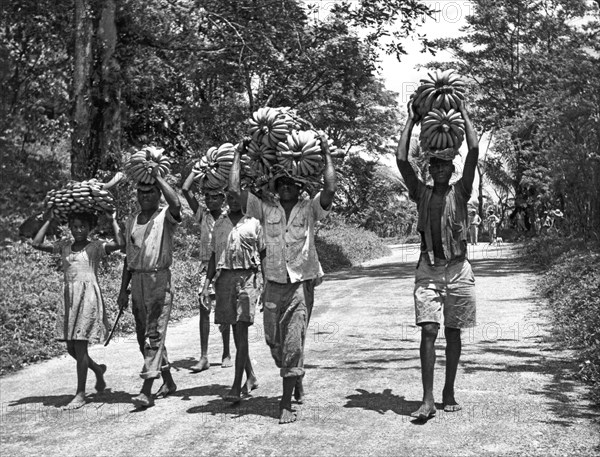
[263,279,315,378]
[131,269,173,379]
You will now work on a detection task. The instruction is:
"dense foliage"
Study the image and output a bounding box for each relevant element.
[431,0,600,238]
[523,236,600,405]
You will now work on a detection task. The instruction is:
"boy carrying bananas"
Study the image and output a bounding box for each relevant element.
[229,133,336,424]
[117,164,181,409]
[181,172,232,373]
[396,101,479,421]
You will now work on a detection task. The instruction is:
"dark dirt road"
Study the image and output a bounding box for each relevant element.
[1,243,599,456]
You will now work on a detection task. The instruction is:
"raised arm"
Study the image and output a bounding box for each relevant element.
[395,103,420,197]
[229,138,250,213]
[181,169,200,215]
[152,169,181,220]
[104,209,125,253]
[31,209,56,253]
[460,103,479,194]
[319,133,337,209]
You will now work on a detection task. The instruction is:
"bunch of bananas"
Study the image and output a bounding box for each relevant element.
[245,106,335,179]
[124,146,171,184]
[412,69,466,117]
[44,179,115,222]
[410,69,468,152]
[246,140,278,177]
[191,142,238,190]
[419,108,466,151]
[275,130,324,177]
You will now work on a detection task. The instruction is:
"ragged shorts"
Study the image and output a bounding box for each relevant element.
[414,255,476,329]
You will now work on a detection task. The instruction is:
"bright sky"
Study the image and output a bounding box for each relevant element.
[378,1,473,104]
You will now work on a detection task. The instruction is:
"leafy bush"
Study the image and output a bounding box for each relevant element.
[316,215,391,273]
[526,237,600,405]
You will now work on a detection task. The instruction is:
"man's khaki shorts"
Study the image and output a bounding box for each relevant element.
[414,256,476,329]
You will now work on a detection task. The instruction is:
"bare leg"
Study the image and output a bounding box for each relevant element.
[155,365,177,399]
[294,375,305,404]
[279,377,297,424]
[224,323,248,402]
[221,324,232,368]
[63,341,89,409]
[133,378,155,408]
[443,327,462,412]
[191,305,211,372]
[411,323,438,420]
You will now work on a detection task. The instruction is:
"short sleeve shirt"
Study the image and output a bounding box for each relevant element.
[246,192,330,284]
[210,214,264,270]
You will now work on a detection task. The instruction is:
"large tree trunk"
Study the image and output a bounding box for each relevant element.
[95,0,121,170]
[71,0,95,179]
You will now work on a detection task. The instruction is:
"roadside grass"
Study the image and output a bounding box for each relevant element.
[522,235,600,405]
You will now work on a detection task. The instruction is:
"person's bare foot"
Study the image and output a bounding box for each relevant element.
[241,376,259,396]
[293,377,304,404]
[155,382,177,399]
[62,393,86,410]
[410,402,437,421]
[442,388,462,412]
[279,403,297,424]
[221,355,232,368]
[95,364,107,392]
[223,387,242,404]
[190,356,210,373]
[132,393,155,409]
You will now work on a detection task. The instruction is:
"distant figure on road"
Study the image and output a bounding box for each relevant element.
[181,175,232,373]
[396,100,479,420]
[117,167,181,409]
[32,208,124,409]
[200,192,264,403]
[229,133,336,424]
[486,212,500,244]
[468,210,481,245]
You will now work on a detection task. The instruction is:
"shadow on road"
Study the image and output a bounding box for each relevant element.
[173,383,231,401]
[462,343,599,426]
[470,256,535,277]
[324,262,416,282]
[7,389,135,409]
[186,394,281,420]
[343,388,442,423]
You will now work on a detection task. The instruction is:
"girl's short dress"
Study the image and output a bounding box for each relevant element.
[54,240,110,343]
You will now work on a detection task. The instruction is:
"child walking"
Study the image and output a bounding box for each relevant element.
[32,209,125,409]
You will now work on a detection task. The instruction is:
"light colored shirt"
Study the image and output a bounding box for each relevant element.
[195,207,224,263]
[211,214,264,270]
[246,192,330,284]
[125,207,179,271]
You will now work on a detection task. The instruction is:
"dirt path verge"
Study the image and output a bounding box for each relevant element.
[1,243,598,456]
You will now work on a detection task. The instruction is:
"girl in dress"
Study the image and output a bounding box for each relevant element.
[32,209,125,409]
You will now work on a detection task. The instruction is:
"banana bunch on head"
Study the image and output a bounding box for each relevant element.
[419,108,465,151]
[410,69,467,153]
[245,106,338,180]
[124,146,171,185]
[192,142,247,190]
[44,179,115,223]
[276,129,324,177]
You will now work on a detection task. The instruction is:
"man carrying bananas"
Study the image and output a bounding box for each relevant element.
[229,133,336,425]
[117,164,181,409]
[396,101,479,421]
[181,174,232,372]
